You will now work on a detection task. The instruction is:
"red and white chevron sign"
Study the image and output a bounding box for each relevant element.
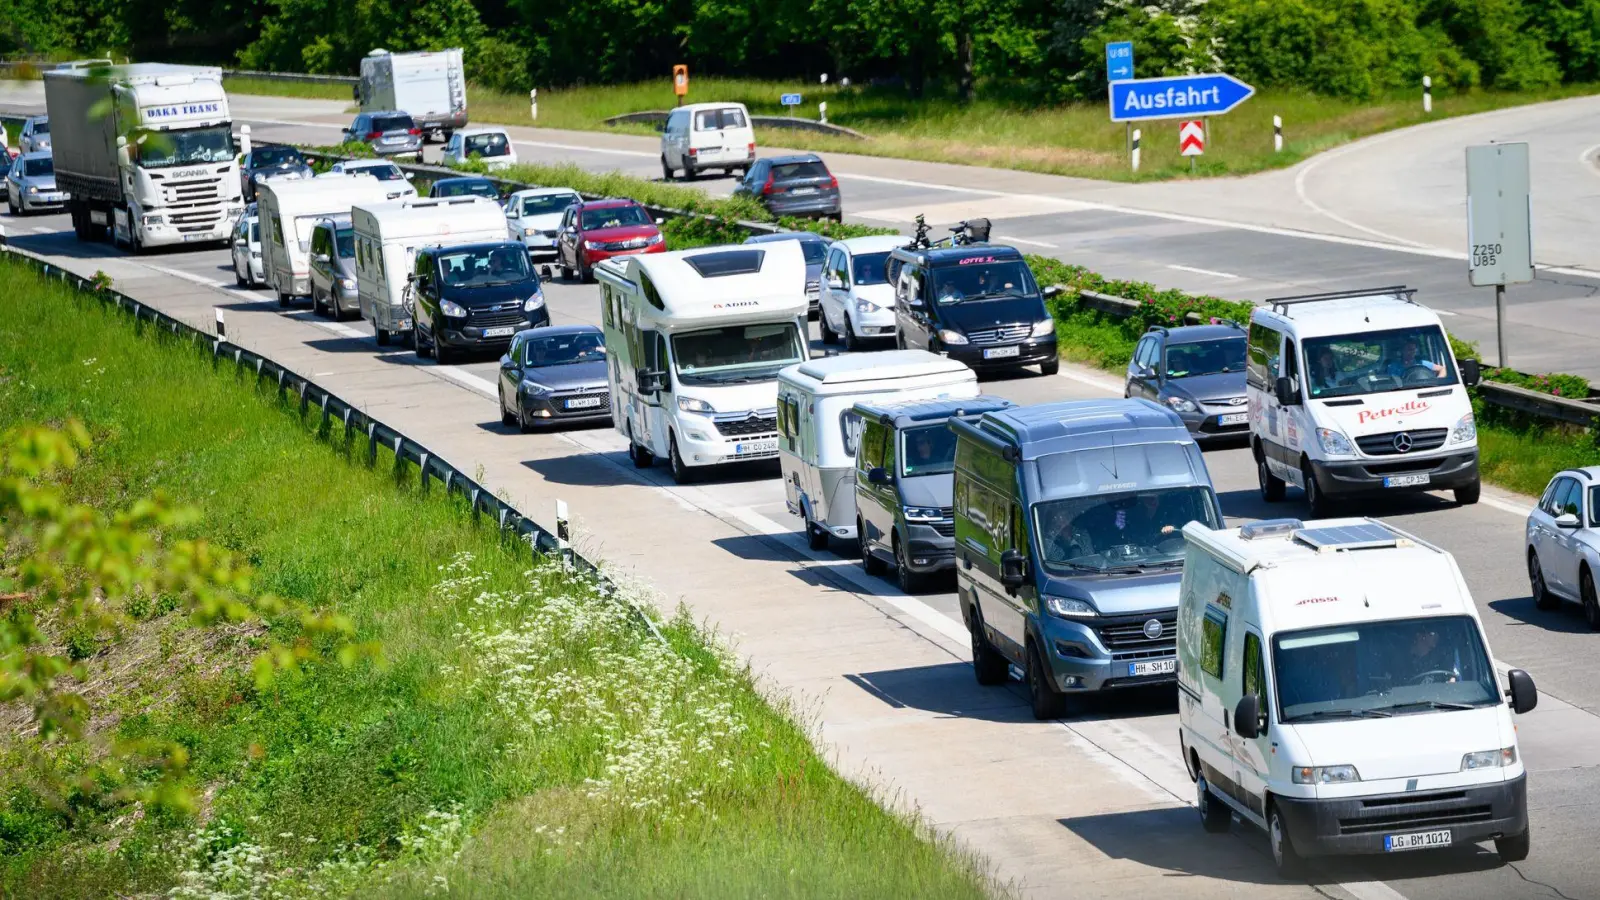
[1179,120,1205,156]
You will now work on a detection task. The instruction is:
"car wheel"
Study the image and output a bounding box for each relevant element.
[1257,450,1286,502]
[626,421,654,468]
[669,432,694,484]
[235,260,246,287]
[860,517,887,576]
[1455,480,1481,506]
[1040,357,1060,376]
[1025,640,1068,720]
[660,155,674,181]
[1269,805,1305,879]
[376,327,391,346]
[560,259,574,281]
[518,399,536,434]
[435,338,455,366]
[1196,774,1231,833]
[1530,550,1560,611]
[1583,567,1600,631]
[276,291,291,308]
[414,325,433,359]
[500,387,516,427]
[579,255,595,284]
[1495,829,1530,863]
[894,535,927,594]
[843,314,861,352]
[1303,463,1333,517]
[968,602,1009,686]
[819,312,838,345]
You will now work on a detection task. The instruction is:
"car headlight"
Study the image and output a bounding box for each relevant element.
[1044,595,1097,618]
[1292,764,1361,784]
[677,396,715,413]
[522,380,551,395]
[523,226,540,237]
[857,298,883,315]
[902,506,943,522]
[524,292,545,312]
[339,277,356,290]
[27,186,38,194]
[1461,747,1516,770]
[645,234,664,246]
[1031,318,1055,337]
[583,240,604,250]
[142,214,164,226]
[937,328,969,346]
[440,299,468,318]
[1164,395,1198,414]
[1451,413,1476,444]
[1316,427,1355,456]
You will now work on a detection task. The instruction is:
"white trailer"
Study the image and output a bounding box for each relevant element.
[256,175,393,307]
[350,197,509,345]
[358,49,468,141]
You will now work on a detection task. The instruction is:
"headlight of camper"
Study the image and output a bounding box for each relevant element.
[1461,747,1516,770]
[440,300,468,318]
[1164,396,1198,414]
[1044,596,1097,619]
[1451,413,1477,444]
[676,396,715,414]
[937,329,969,346]
[1292,764,1361,785]
[902,506,943,522]
[1315,427,1356,457]
[524,291,545,312]
[1031,319,1055,338]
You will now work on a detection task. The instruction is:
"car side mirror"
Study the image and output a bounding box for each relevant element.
[827,276,845,290]
[999,549,1028,589]
[1043,285,1064,300]
[1555,512,1580,529]
[1506,668,1538,714]
[499,354,516,370]
[313,252,330,264]
[1233,694,1263,739]
[234,238,247,247]
[404,171,415,180]
[867,466,893,486]
[1461,358,1481,387]
[1274,375,1299,406]
[654,217,664,225]
[636,369,666,394]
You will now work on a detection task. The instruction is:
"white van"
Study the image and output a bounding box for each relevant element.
[1248,287,1482,516]
[1178,517,1536,878]
[350,197,508,345]
[660,103,755,181]
[258,175,393,308]
[776,350,978,550]
[597,242,808,484]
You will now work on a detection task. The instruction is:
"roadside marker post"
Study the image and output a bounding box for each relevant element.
[1465,141,1534,367]
[1179,120,1205,172]
[214,307,225,339]
[1423,76,1433,114]
[556,499,573,565]
[529,89,537,121]
[673,65,689,106]
[819,101,828,124]
[1273,115,1283,152]
[1105,41,1135,157]
[821,73,828,85]
[1131,129,1141,172]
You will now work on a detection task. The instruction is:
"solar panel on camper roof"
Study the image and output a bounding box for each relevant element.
[1292,522,1405,552]
[685,249,766,278]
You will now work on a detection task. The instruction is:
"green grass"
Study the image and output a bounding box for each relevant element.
[0,256,993,900]
[222,75,356,103]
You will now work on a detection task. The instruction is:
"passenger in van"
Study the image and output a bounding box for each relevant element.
[1384,337,1445,380]
[1042,508,1094,562]
[1309,346,1345,394]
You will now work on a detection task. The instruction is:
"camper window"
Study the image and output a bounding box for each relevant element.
[857,420,885,472]
[1200,607,1227,678]
[1301,325,1457,399]
[1032,486,1220,574]
[840,410,864,455]
[671,323,804,387]
[899,425,956,478]
[1242,632,1266,703]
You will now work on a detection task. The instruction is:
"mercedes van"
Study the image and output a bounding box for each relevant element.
[1178,517,1535,877]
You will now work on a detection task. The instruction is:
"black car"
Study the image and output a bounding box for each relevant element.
[429,176,500,200]
[1125,322,1250,444]
[240,145,312,201]
[889,243,1059,376]
[734,154,842,221]
[743,231,831,317]
[410,241,550,364]
[498,325,612,430]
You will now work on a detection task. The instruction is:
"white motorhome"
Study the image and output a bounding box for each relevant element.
[358,48,468,141]
[776,350,978,549]
[350,197,509,345]
[598,243,809,484]
[1178,517,1535,878]
[256,175,393,307]
[1248,287,1482,516]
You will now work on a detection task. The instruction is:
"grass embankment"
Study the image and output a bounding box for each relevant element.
[0,255,992,899]
[222,75,354,103]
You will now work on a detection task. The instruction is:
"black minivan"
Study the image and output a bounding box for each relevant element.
[889,244,1059,376]
[410,241,551,364]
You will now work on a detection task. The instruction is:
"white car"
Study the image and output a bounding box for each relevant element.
[442,127,517,171]
[231,211,264,287]
[819,234,904,350]
[325,159,417,200]
[505,188,581,260]
[1527,466,1600,628]
[19,116,49,154]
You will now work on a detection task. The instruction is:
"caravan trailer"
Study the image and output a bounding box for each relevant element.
[257,174,392,307]
[350,197,508,345]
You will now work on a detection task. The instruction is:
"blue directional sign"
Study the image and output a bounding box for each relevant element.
[1105,42,1134,82]
[780,93,802,107]
[1108,73,1255,123]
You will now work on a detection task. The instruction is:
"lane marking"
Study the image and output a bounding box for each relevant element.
[139,263,233,289]
[1167,263,1239,279]
[1333,880,1411,900]
[30,225,52,234]
[996,234,1059,249]
[429,364,498,399]
[1291,136,1436,249]
[1428,308,1458,316]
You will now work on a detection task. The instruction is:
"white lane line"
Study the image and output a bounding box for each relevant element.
[1292,141,1436,249]
[1167,263,1239,279]
[1333,879,1412,900]
[515,139,656,160]
[30,225,52,234]
[139,263,232,289]
[1577,141,1600,176]
[995,234,1058,249]
[430,365,498,399]
[1428,308,1458,316]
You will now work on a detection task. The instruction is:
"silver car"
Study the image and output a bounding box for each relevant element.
[231,211,264,287]
[341,110,422,159]
[1526,466,1600,628]
[6,152,67,215]
[19,116,49,154]
[308,215,360,319]
[325,159,417,199]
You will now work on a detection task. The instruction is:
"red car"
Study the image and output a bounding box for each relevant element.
[554,199,665,282]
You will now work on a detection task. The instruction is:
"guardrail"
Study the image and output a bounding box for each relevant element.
[0,59,357,86]
[604,110,868,141]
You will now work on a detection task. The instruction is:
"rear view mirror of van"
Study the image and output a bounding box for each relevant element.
[867,466,893,486]
[1274,376,1299,406]
[1506,668,1538,714]
[1233,694,1262,739]
[999,549,1028,588]
[1460,357,1481,387]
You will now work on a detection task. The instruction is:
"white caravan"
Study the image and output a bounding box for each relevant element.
[1177,517,1535,878]
[776,350,978,548]
[256,175,392,307]
[1248,287,1482,516]
[598,243,808,484]
[350,196,509,345]
[357,48,468,141]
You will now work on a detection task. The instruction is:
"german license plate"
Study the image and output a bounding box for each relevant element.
[1218,412,1248,426]
[182,233,208,242]
[734,439,778,456]
[792,187,817,195]
[1385,829,1451,852]
[1129,659,1176,677]
[983,346,1021,360]
[564,396,603,409]
[483,326,516,338]
[1384,473,1431,488]
[383,136,403,144]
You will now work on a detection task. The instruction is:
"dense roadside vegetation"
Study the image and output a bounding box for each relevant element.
[0,255,992,899]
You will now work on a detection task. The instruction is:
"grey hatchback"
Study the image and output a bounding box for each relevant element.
[735,154,842,221]
[1124,322,1250,444]
[342,110,422,159]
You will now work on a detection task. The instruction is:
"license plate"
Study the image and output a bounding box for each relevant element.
[182,233,208,242]
[565,396,603,409]
[791,187,817,195]
[734,439,778,456]
[1385,830,1452,852]
[483,326,516,338]
[1128,659,1176,677]
[983,346,1021,359]
[383,136,403,144]
[1384,473,1431,488]
[1218,412,1248,426]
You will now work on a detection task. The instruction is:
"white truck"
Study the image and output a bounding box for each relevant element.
[357,49,468,142]
[43,63,242,250]
[257,174,394,308]
[350,197,509,346]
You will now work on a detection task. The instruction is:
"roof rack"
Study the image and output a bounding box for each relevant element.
[1267,286,1416,315]
[1146,325,1168,335]
[1561,468,1594,481]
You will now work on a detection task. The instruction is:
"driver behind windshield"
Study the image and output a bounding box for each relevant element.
[1385,337,1445,379]
[1397,624,1459,684]
[488,247,522,281]
[1116,493,1180,544]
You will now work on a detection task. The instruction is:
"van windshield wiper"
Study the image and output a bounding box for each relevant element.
[1291,708,1393,721]
[1375,699,1479,713]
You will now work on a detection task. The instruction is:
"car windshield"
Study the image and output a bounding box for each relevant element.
[581,206,650,229]
[348,162,403,181]
[31,119,49,134]
[23,158,53,177]
[1166,338,1246,378]
[437,180,497,198]
[900,424,956,478]
[671,323,805,386]
[773,160,829,181]
[1034,486,1219,573]
[335,227,355,258]
[253,146,302,167]
[930,260,1037,304]
[1273,616,1499,723]
[1303,325,1458,399]
[464,132,511,157]
[132,124,235,168]
[852,252,890,285]
[372,115,414,133]
[437,246,532,287]
[523,331,605,367]
[521,194,578,216]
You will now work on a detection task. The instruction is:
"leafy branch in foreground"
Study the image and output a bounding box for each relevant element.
[0,422,379,814]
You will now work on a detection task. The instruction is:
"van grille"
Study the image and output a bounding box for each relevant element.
[713,412,778,437]
[1356,428,1448,456]
[966,324,1030,345]
[1337,791,1493,835]
[1097,612,1177,657]
[466,301,526,329]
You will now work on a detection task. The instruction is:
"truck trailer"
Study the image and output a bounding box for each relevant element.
[357,49,468,142]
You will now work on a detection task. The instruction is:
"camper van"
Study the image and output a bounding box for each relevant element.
[953,398,1223,719]
[1178,517,1535,877]
[351,197,509,345]
[775,350,979,554]
[257,175,392,308]
[598,243,809,484]
[1248,287,1482,516]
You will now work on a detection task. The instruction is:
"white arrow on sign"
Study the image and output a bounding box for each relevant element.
[1179,120,1205,156]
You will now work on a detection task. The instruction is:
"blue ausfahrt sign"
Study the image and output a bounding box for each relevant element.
[1108,73,1255,123]
[1105,42,1134,83]
[780,93,802,107]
